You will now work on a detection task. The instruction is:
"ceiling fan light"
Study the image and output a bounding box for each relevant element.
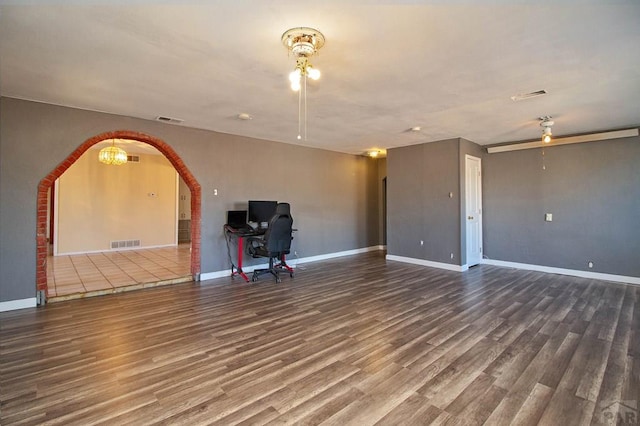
[282,27,325,56]
[289,68,301,83]
[282,27,326,140]
[539,115,554,144]
[307,66,321,80]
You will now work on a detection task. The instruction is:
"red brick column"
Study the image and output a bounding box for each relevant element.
[36,130,202,294]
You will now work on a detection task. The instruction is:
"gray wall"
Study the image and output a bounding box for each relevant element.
[483,135,640,277]
[377,158,387,245]
[387,138,461,265]
[0,97,382,302]
[363,157,382,247]
[388,134,640,278]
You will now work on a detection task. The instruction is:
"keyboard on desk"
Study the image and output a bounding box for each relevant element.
[232,226,253,234]
[226,225,266,236]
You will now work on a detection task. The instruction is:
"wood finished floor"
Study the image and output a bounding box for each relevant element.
[1,251,638,425]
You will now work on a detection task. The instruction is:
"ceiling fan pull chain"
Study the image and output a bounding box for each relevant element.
[304,74,308,141]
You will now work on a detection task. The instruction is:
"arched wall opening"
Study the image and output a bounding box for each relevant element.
[36,130,201,296]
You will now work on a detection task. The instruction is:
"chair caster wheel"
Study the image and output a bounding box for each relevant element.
[276,277,282,283]
[290,273,294,278]
[251,274,258,282]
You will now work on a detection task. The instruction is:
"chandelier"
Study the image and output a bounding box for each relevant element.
[282,27,325,140]
[98,138,128,165]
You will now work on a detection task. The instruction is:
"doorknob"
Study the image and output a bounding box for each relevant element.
[468,216,474,220]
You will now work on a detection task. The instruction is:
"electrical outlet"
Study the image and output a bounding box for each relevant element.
[588,261,594,269]
[545,213,553,222]
[420,240,424,246]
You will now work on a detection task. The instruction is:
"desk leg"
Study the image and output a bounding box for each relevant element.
[231,236,250,282]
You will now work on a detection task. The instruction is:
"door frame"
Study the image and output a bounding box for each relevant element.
[35,130,202,298]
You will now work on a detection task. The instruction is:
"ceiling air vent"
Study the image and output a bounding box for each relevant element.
[155,116,184,124]
[127,155,140,162]
[510,90,547,101]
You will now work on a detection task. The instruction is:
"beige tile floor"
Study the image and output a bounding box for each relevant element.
[46,244,192,299]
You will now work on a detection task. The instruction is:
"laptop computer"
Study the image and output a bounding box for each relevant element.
[226,210,252,232]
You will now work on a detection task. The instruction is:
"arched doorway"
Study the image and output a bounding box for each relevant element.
[35,130,201,298]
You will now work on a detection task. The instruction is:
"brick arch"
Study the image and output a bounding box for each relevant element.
[36,130,201,295]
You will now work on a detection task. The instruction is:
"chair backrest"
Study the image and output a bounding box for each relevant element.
[263,203,293,254]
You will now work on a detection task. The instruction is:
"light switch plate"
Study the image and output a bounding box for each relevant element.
[545,213,553,222]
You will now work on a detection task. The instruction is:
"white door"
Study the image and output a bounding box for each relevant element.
[465,155,482,267]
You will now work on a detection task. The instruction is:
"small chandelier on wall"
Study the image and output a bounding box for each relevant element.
[98,138,128,165]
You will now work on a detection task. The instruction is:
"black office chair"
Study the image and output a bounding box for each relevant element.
[246,203,294,283]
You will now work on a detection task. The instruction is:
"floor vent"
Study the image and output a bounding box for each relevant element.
[127,155,140,162]
[110,239,141,249]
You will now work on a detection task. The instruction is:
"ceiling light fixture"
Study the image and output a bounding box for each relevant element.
[364,149,387,158]
[98,138,127,165]
[539,116,554,143]
[282,27,325,141]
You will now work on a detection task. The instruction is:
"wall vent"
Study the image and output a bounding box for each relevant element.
[155,116,184,124]
[127,155,140,162]
[510,90,547,101]
[110,239,141,250]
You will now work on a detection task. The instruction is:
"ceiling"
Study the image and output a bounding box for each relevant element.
[1,2,639,155]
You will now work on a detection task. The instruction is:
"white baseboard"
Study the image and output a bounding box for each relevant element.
[57,243,178,256]
[0,297,37,312]
[296,245,384,264]
[200,245,385,282]
[199,270,230,281]
[482,259,640,286]
[386,255,467,272]
[200,262,271,282]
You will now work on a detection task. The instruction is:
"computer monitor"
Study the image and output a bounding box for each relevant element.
[248,200,278,227]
